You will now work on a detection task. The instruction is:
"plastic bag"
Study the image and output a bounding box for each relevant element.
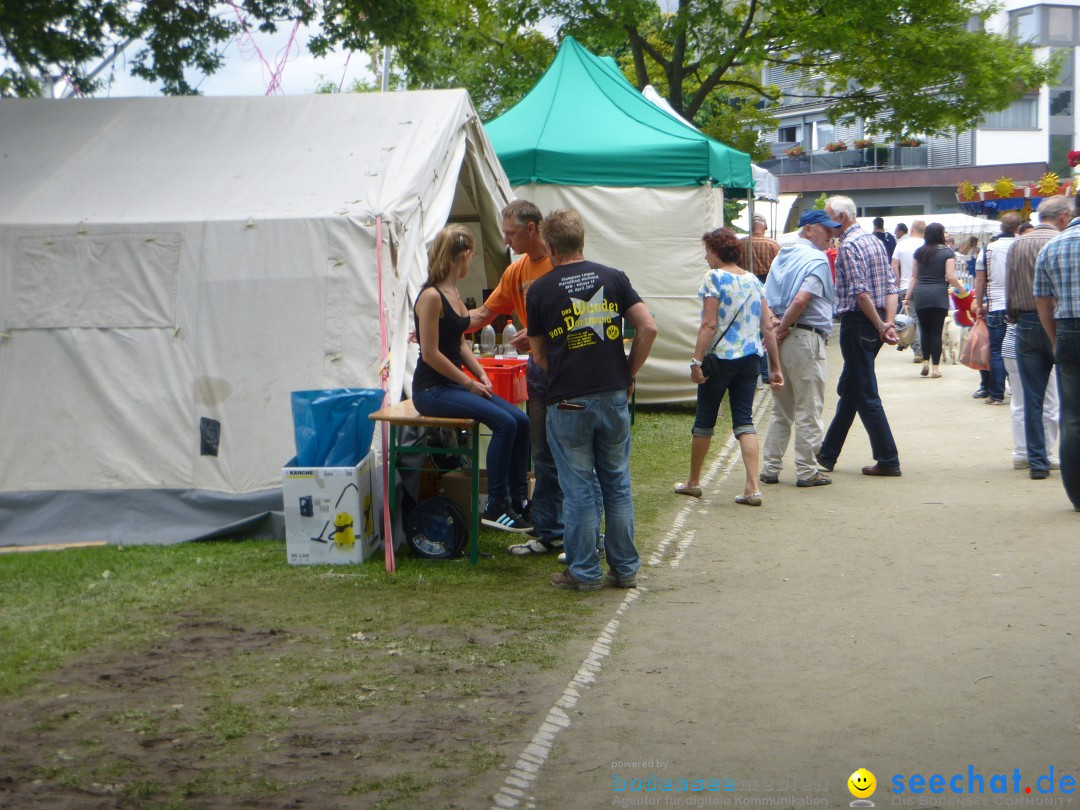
[959,319,990,371]
[291,388,384,468]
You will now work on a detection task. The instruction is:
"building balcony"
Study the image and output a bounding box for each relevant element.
[760,145,931,175]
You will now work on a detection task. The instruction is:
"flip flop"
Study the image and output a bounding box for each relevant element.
[673,483,702,498]
[734,492,763,506]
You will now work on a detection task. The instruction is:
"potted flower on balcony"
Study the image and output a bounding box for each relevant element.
[824,141,848,152]
[785,145,805,158]
[853,138,874,149]
[899,137,924,147]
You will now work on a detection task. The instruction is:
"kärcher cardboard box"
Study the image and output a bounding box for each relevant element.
[283,450,381,564]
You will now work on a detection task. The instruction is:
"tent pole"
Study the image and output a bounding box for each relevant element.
[375,215,396,574]
[746,189,755,276]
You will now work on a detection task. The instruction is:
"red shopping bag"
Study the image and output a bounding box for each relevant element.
[959,318,990,371]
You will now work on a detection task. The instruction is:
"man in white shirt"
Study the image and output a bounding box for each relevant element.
[973,212,1020,405]
[892,220,925,361]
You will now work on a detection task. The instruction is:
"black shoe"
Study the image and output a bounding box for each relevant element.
[972,387,989,399]
[815,453,835,472]
[513,498,532,522]
[759,472,779,485]
[1030,468,1049,480]
[481,500,533,533]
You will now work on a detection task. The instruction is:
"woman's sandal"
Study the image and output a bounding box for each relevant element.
[734,492,763,506]
[931,370,942,378]
[673,483,702,498]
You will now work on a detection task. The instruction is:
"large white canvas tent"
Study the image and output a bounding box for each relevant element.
[0,91,513,547]
[485,38,755,403]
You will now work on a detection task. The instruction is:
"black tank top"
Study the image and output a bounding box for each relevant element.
[412,287,470,393]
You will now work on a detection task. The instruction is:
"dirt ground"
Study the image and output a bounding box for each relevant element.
[2,338,1077,810]
[481,338,1080,809]
[0,612,574,809]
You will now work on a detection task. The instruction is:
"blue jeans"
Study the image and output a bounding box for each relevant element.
[412,384,530,504]
[546,389,638,584]
[526,359,563,545]
[1055,319,1080,509]
[694,353,759,437]
[985,310,1007,402]
[1015,312,1056,471]
[820,311,900,469]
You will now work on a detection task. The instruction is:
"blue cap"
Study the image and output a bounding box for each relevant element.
[799,210,842,229]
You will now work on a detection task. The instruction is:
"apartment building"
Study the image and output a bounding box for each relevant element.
[758,0,1079,218]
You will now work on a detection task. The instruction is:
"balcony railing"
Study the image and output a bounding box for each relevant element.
[760,145,932,175]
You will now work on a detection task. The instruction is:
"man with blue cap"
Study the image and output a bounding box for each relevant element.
[759,210,838,488]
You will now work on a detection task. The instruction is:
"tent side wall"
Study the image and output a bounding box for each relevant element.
[514,184,724,404]
[0,92,514,547]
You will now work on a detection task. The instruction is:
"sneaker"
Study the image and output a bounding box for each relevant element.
[550,569,604,592]
[972,388,989,399]
[481,500,533,533]
[557,551,567,564]
[759,471,780,485]
[796,471,831,487]
[508,538,563,556]
[607,571,637,588]
[985,398,1003,406]
[1013,458,1030,470]
[513,499,532,522]
[1050,459,1061,470]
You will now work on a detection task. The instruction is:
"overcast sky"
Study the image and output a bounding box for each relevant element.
[77,25,374,98]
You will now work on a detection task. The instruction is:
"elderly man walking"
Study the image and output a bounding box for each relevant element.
[760,210,838,488]
[817,195,902,476]
[1007,195,1069,479]
[1034,197,1080,512]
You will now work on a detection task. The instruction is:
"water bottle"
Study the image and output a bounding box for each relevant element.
[501,322,518,357]
[480,324,496,357]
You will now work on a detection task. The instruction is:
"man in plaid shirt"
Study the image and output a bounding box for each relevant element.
[817,195,903,477]
[1034,198,1080,511]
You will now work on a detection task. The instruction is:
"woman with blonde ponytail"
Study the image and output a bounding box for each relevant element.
[412,225,533,534]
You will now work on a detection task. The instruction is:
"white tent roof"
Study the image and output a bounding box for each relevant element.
[0,91,513,546]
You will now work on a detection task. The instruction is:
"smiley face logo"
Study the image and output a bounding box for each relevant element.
[848,768,876,798]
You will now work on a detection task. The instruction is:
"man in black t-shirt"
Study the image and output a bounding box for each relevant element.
[872,216,897,261]
[526,209,657,592]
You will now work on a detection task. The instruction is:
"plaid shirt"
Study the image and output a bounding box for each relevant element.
[1034,217,1080,319]
[739,236,781,279]
[834,224,897,314]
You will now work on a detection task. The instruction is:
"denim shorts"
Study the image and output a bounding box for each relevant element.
[693,353,760,438]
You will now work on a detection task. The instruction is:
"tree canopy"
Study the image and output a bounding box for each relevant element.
[1,0,1057,148]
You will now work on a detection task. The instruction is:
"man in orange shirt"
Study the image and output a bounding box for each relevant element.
[469,200,567,556]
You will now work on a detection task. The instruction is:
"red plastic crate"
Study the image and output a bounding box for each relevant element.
[464,357,528,403]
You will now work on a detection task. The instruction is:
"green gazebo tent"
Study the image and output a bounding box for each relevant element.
[485,37,756,403]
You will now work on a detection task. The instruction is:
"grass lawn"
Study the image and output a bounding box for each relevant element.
[0,401,717,808]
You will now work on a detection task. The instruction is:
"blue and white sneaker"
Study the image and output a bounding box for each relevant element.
[481,499,533,534]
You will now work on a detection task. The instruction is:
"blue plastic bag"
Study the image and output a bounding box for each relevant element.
[291,388,384,468]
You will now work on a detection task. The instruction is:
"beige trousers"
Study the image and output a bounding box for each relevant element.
[762,328,828,480]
